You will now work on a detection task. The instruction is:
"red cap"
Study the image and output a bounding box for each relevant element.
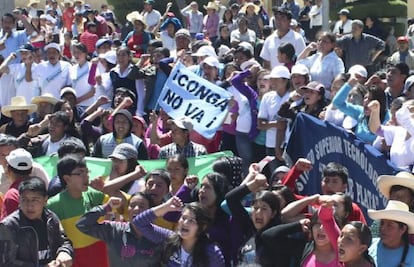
[397,36,409,43]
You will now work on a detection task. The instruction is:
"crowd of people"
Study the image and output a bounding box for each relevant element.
[0,0,414,266]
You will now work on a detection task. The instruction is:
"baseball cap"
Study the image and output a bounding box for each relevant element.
[60,87,77,98]
[44,42,61,53]
[291,64,309,75]
[202,56,220,69]
[192,45,217,58]
[109,143,138,160]
[168,116,194,131]
[404,75,414,93]
[18,43,35,52]
[272,7,292,20]
[338,8,350,16]
[348,64,368,78]
[99,50,117,65]
[240,59,260,71]
[397,36,409,43]
[6,148,33,171]
[96,38,112,49]
[267,65,291,79]
[175,28,191,39]
[301,81,325,94]
[237,42,254,56]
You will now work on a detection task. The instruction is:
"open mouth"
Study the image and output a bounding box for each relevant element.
[316,233,326,240]
[255,218,264,225]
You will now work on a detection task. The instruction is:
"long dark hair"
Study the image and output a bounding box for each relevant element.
[397,221,410,267]
[162,202,212,267]
[366,85,387,122]
[252,190,282,231]
[346,221,375,265]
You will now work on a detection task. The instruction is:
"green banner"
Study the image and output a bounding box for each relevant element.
[34,151,233,181]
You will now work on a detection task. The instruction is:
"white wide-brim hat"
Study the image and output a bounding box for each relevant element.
[377,171,414,199]
[368,200,414,234]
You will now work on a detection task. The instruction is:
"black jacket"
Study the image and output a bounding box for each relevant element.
[0,209,74,267]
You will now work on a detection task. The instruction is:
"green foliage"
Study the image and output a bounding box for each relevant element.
[330,0,407,36]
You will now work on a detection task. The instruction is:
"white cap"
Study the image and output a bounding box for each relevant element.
[240,59,260,71]
[192,45,217,58]
[99,50,117,65]
[238,41,254,56]
[348,64,367,78]
[404,75,414,93]
[267,66,291,79]
[168,116,194,131]
[202,56,220,69]
[218,44,230,58]
[60,87,77,97]
[44,42,61,53]
[6,148,33,171]
[291,64,309,75]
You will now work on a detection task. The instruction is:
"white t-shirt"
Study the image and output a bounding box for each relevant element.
[160,31,176,51]
[332,19,353,35]
[95,72,112,109]
[229,86,251,133]
[144,10,161,30]
[230,29,256,44]
[382,125,414,170]
[8,63,40,104]
[324,106,345,126]
[260,30,306,68]
[258,90,290,148]
[70,62,94,106]
[309,5,322,28]
[46,135,68,156]
[0,73,16,108]
[35,60,71,99]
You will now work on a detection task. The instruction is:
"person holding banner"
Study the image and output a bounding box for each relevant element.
[158,117,207,159]
[368,99,414,170]
[230,62,260,175]
[332,73,389,144]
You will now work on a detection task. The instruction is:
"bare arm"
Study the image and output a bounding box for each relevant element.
[368,100,381,134]
[297,42,317,61]
[103,165,146,194]
[0,53,16,74]
[282,194,319,222]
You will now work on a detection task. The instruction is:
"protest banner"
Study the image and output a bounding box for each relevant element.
[34,151,233,182]
[285,113,400,222]
[156,63,231,139]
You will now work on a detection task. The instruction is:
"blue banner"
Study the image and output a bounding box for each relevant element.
[157,63,231,139]
[285,113,400,221]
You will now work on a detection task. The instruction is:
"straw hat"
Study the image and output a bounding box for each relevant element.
[27,0,40,7]
[126,11,146,25]
[61,0,74,7]
[368,200,414,234]
[31,93,59,105]
[241,2,260,14]
[2,96,37,117]
[204,2,219,11]
[377,172,414,199]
